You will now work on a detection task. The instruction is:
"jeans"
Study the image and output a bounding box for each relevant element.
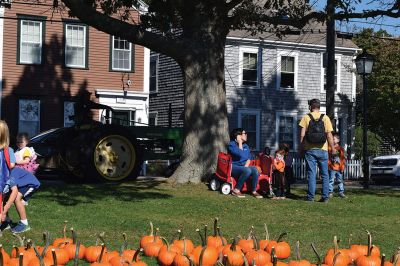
[305,149,329,200]
[329,170,344,194]
[231,164,259,192]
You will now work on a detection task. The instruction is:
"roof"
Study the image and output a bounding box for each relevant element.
[228,20,359,50]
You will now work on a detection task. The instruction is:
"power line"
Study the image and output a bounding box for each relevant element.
[347,19,400,29]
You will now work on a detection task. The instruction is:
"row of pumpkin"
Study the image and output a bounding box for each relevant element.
[1,219,399,266]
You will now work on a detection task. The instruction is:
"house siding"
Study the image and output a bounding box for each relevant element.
[149,35,358,154]
[2,2,146,136]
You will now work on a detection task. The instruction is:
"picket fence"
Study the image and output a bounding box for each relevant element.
[292,158,363,180]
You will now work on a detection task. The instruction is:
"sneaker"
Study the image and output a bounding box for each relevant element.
[0,220,11,231]
[231,189,245,198]
[252,192,263,199]
[318,198,329,203]
[11,222,31,234]
[339,193,347,198]
[329,193,334,198]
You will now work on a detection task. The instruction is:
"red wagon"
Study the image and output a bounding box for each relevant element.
[209,152,273,195]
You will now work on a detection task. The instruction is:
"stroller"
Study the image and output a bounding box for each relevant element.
[209,152,272,195]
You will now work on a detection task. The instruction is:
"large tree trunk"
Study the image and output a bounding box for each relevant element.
[170,49,230,184]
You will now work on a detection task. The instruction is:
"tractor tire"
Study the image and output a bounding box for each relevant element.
[84,125,143,182]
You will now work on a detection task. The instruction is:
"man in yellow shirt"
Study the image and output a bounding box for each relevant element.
[299,99,336,202]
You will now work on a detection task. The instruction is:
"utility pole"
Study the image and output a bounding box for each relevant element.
[326,0,336,130]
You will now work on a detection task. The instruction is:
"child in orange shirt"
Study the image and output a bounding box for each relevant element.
[272,149,286,199]
[328,133,346,198]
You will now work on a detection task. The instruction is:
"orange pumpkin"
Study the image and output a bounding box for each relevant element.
[64,228,87,260]
[192,246,218,266]
[225,245,245,266]
[206,218,227,248]
[143,232,163,257]
[9,253,29,266]
[140,222,162,249]
[266,233,291,259]
[0,244,11,266]
[355,232,381,266]
[53,221,73,249]
[85,244,108,263]
[157,238,178,266]
[324,236,351,266]
[288,241,312,266]
[260,224,272,250]
[246,237,271,266]
[173,253,191,266]
[44,247,70,265]
[238,227,255,254]
[172,232,194,255]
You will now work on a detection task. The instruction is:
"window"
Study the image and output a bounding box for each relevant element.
[18,99,40,138]
[277,51,298,90]
[149,112,158,126]
[150,55,159,93]
[112,110,135,126]
[64,101,76,127]
[239,47,259,87]
[65,23,87,68]
[321,53,341,92]
[275,111,298,151]
[238,109,260,150]
[110,36,133,71]
[18,18,44,64]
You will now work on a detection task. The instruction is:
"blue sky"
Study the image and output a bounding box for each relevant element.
[313,0,400,36]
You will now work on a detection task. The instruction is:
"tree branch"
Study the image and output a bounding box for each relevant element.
[225,0,245,11]
[61,0,191,62]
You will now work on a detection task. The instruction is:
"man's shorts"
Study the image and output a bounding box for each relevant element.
[18,186,38,202]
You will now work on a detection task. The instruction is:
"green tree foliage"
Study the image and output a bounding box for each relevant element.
[353,126,382,159]
[353,29,400,152]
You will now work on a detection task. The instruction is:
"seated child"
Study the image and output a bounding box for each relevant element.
[1,167,40,233]
[272,149,286,199]
[14,133,39,174]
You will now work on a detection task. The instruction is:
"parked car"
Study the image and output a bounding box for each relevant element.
[370,155,400,184]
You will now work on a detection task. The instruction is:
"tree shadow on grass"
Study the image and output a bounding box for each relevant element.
[34,178,173,206]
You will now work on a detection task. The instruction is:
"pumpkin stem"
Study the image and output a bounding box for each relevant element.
[177,229,182,240]
[243,253,249,266]
[119,233,128,255]
[199,246,207,266]
[333,236,338,255]
[62,221,68,239]
[392,250,400,266]
[160,237,170,252]
[204,225,208,244]
[311,243,322,266]
[213,218,219,237]
[0,244,4,266]
[154,228,160,242]
[230,237,238,252]
[149,221,154,237]
[264,224,270,241]
[252,233,260,251]
[18,253,24,266]
[97,243,106,263]
[247,226,254,240]
[333,252,341,266]
[13,233,25,247]
[197,229,205,247]
[217,227,227,246]
[71,228,77,245]
[26,239,33,249]
[277,232,287,243]
[51,249,58,266]
[74,240,80,266]
[182,238,187,256]
[271,247,276,262]
[348,234,353,248]
[366,231,372,257]
[381,254,386,266]
[295,240,301,261]
[13,246,20,258]
[41,232,50,258]
[132,248,142,263]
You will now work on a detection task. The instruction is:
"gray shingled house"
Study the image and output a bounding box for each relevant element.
[149,25,359,156]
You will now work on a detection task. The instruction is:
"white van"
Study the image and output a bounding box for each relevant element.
[370,155,400,183]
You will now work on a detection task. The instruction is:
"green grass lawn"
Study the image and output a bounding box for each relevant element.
[1,178,399,265]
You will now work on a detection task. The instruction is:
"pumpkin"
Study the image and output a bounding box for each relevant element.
[140,222,162,249]
[85,244,108,263]
[352,231,380,259]
[0,244,11,266]
[44,247,70,265]
[206,218,227,248]
[310,243,329,266]
[355,232,381,266]
[324,236,351,266]
[157,238,178,266]
[191,228,219,266]
[173,231,194,255]
[53,221,73,249]
[260,224,272,250]
[110,248,146,266]
[224,239,245,266]
[143,229,163,257]
[9,253,29,266]
[64,231,87,260]
[246,235,271,266]
[173,253,192,266]
[11,247,35,265]
[288,241,312,266]
[266,233,291,259]
[238,227,255,254]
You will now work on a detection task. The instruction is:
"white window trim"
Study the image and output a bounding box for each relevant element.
[275,111,298,151]
[18,99,41,136]
[276,50,298,91]
[111,36,132,71]
[149,54,159,93]
[320,53,341,93]
[237,108,260,150]
[351,57,356,101]
[238,47,260,89]
[19,19,43,64]
[65,24,87,68]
